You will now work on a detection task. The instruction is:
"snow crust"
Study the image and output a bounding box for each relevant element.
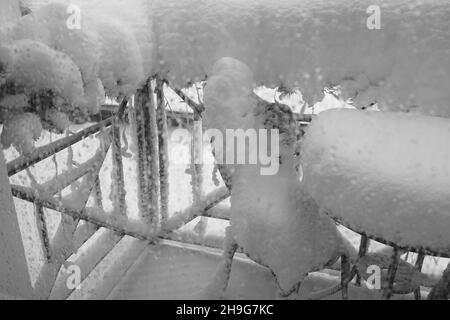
[0,39,85,107]
[0,0,20,32]
[13,0,450,117]
[0,1,152,152]
[5,2,149,107]
[301,109,450,252]
[151,0,450,117]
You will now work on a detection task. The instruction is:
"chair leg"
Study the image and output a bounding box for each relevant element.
[341,255,351,300]
[276,279,304,299]
[201,226,238,299]
[356,235,370,286]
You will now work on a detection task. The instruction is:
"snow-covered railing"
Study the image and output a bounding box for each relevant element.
[2,98,128,299]
[0,72,237,299]
[2,73,449,299]
[3,79,449,300]
[153,80,450,300]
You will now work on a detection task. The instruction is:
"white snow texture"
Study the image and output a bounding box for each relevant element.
[301,109,450,253]
[1,0,450,116]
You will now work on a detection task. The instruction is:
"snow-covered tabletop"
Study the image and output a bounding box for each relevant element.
[302,109,450,255]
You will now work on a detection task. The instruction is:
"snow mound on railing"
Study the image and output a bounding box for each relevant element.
[4,2,150,108]
[301,109,450,253]
[0,112,43,154]
[0,1,152,153]
[6,0,450,118]
[0,39,85,106]
[2,0,450,152]
[152,0,450,117]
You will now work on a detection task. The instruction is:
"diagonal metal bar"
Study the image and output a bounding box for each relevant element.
[7,120,112,176]
[156,78,170,224]
[39,140,111,196]
[7,99,128,177]
[35,204,52,262]
[172,86,205,114]
[10,184,155,242]
[160,186,231,235]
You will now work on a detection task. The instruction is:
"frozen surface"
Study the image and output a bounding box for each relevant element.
[301,109,450,253]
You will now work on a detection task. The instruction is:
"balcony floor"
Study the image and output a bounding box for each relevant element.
[68,240,415,300]
[107,241,278,300]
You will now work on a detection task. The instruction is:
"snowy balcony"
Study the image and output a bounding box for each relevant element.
[1,0,450,300]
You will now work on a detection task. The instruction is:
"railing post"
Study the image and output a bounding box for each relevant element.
[191,110,203,204]
[34,204,52,262]
[111,117,127,218]
[192,109,207,236]
[0,148,34,299]
[148,79,161,230]
[93,177,103,209]
[133,88,150,224]
[156,78,169,224]
[340,254,350,300]
[413,252,425,300]
[134,79,160,230]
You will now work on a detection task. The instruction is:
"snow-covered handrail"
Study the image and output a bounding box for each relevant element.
[38,138,111,196]
[4,0,450,118]
[325,211,450,258]
[6,98,128,176]
[10,184,155,242]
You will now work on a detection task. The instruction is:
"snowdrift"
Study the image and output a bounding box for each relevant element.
[301,109,450,253]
